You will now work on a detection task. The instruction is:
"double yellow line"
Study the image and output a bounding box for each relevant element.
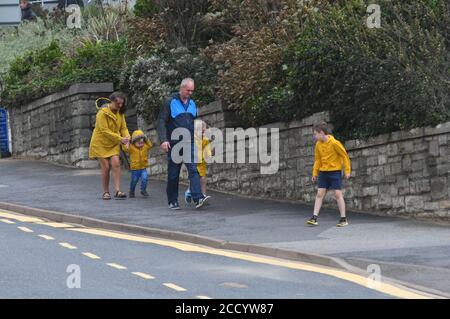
[0,210,435,299]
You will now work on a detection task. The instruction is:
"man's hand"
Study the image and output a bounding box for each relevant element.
[311,176,317,183]
[160,141,171,153]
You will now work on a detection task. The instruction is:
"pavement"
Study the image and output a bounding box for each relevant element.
[1,158,449,297]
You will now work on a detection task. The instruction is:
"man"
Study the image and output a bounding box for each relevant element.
[157,78,209,210]
[19,0,36,22]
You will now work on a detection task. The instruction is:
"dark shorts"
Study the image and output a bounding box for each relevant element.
[318,171,343,190]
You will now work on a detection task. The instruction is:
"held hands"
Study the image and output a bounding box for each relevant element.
[121,137,130,149]
[160,141,171,153]
[121,136,130,144]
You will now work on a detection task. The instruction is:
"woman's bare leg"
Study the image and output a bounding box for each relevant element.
[98,158,110,193]
[110,155,121,193]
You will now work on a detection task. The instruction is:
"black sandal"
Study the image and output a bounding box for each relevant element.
[102,192,111,200]
[114,191,127,200]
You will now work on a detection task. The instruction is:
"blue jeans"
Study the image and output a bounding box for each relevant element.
[130,169,148,193]
[167,141,202,204]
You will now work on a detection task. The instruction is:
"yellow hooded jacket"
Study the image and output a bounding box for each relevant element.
[123,130,153,170]
[195,136,211,177]
[89,105,130,159]
[312,135,351,177]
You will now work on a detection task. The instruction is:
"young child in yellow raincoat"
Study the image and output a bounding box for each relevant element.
[122,130,153,198]
[185,121,212,204]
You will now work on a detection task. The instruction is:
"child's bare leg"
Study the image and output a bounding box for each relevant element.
[200,176,207,195]
[99,158,110,193]
[313,188,327,216]
[334,190,346,218]
[110,155,121,193]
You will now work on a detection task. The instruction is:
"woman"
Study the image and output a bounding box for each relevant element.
[89,92,130,200]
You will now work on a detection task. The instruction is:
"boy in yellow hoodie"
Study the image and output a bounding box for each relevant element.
[307,122,351,227]
[123,130,153,198]
[185,121,212,204]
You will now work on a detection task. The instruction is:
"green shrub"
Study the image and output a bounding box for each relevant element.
[1,39,127,106]
[134,0,159,18]
[120,46,216,124]
[255,0,450,139]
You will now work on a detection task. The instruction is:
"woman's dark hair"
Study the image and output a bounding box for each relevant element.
[109,91,127,114]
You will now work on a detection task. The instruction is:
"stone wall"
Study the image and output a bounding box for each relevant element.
[144,101,450,220]
[8,83,116,168]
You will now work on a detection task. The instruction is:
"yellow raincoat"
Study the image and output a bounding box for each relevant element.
[89,105,130,159]
[196,137,211,177]
[122,130,153,170]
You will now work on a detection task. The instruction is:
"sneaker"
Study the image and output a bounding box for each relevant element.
[195,196,210,209]
[129,191,135,198]
[141,190,149,197]
[306,216,318,226]
[336,217,348,227]
[169,202,180,210]
[184,190,192,204]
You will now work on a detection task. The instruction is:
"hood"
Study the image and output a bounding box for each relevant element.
[317,134,335,144]
[99,105,119,119]
[131,130,145,142]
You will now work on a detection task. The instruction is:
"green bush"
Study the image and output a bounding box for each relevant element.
[253,0,450,139]
[1,39,127,106]
[120,46,216,124]
[134,0,159,18]
[0,18,87,75]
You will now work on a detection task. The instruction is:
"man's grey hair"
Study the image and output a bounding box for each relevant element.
[180,78,195,89]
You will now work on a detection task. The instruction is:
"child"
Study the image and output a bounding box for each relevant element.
[185,121,212,204]
[307,122,351,227]
[123,130,153,198]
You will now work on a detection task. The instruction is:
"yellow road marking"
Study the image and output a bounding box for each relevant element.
[38,234,55,240]
[163,283,187,292]
[18,226,33,233]
[196,295,212,299]
[0,219,15,224]
[107,263,127,270]
[82,252,101,260]
[59,242,77,250]
[69,227,432,299]
[0,210,432,299]
[0,211,44,223]
[35,222,74,228]
[132,272,155,280]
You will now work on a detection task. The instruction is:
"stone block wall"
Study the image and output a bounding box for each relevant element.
[143,101,450,219]
[8,83,114,168]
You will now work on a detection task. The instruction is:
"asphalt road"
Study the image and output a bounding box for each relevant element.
[0,159,449,295]
[0,212,398,299]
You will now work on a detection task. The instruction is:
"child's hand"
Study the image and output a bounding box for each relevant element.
[311,176,317,183]
[345,174,350,180]
[121,137,130,145]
